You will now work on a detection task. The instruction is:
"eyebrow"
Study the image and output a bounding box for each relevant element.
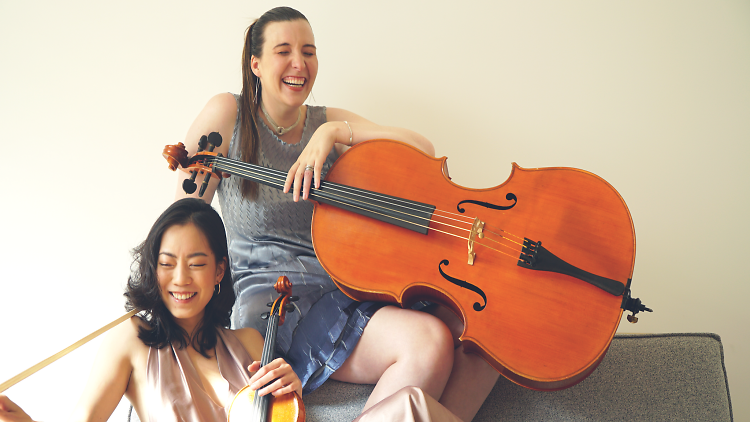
[273,42,317,50]
[158,252,209,258]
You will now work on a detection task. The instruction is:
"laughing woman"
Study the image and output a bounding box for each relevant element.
[0,198,300,421]
[176,7,498,421]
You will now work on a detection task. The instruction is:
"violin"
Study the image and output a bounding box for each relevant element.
[228,276,305,422]
[164,134,651,391]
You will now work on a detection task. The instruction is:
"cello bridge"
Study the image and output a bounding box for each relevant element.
[468,217,485,265]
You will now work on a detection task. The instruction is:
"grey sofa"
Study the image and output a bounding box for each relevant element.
[303,333,733,421]
[120,333,732,421]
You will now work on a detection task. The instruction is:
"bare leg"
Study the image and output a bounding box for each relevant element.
[330,306,455,413]
[430,305,500,422]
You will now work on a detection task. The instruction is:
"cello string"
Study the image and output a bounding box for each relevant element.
[207,156,526,256]
[197,156,526,259]
[200,154,494,233]
[208,156,478,226]
[206,154,470,219]
[210,157,481,232]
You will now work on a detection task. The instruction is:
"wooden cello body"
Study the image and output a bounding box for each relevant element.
[311,140,637,390]
[164,136,650,392]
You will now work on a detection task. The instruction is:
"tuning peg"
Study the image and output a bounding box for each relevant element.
[260,312,270,320]
[284,304,296,313]
[198,171,212,197]
[197,135,208,151]
[266,302,273,307]
[182,178,197,194]
[289,296,300,302]
[207,132,223,148]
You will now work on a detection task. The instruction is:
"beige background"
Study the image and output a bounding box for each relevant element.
[1,1,748,420]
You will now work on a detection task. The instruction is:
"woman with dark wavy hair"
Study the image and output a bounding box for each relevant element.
[175,6,498,421]
[0,198,301,421]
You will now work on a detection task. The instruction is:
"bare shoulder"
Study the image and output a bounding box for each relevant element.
[204,93,240,121]
[230,327,264,361]
[99,316,148,356]
[183,93,239,156]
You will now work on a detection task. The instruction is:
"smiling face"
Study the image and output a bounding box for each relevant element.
[156,222,226,332]
[251,19,318,110]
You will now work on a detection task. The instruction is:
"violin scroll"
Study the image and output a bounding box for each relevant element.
[272,276,299,326]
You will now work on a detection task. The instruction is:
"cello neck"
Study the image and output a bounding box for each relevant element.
[204,154,436,235]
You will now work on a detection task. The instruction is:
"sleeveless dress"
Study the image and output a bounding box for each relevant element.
[145,328,253,421]
[217,95,384,395]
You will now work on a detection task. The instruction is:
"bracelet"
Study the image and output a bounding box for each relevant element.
[343,120,353,146]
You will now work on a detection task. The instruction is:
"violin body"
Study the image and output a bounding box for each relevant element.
[227,276,305,421]
[311,140,636,390]
[228,386,304,422]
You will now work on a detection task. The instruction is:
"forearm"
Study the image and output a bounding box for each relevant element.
[327,121,435,156]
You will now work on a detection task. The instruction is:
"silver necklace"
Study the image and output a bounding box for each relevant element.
[260,102,301,136]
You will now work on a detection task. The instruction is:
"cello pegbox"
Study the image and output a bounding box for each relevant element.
[162,143,189,171]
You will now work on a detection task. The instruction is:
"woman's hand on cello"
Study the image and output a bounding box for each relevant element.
[247,358,302,398]
[284,122,345,202]
[0,395,34,422]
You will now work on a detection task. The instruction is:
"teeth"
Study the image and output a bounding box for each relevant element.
[283,77,305,87]
[172,292,196,300]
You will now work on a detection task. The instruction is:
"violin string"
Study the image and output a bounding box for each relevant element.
[203,156,526,260]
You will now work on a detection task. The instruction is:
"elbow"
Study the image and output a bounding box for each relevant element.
[417,134,436,157]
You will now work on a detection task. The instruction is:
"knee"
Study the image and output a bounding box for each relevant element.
[407,313,454,369]
[392,385,427,402]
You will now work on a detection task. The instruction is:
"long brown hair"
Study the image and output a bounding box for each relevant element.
[240,7,309,199]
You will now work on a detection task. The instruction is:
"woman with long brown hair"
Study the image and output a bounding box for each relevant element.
[176,7,498,421]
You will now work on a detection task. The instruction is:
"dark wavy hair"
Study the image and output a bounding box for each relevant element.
[239,6,310,199]
[124,198,235,358]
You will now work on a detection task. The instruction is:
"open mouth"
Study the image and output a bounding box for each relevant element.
[171,292,197,300]
[283,76,306,88]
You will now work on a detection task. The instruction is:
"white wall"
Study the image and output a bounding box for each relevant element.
[1,1,747,420]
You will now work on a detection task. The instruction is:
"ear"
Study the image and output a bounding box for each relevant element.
[251,55,261,78]
[215,257,227,284]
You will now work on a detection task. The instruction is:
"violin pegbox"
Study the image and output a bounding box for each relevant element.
[162,132,225,197]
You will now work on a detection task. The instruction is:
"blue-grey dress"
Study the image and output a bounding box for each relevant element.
[217,95,384,395]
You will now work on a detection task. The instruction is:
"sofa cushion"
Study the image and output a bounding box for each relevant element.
[304,333,733,422]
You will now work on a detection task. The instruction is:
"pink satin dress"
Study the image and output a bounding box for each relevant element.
[146,328,253,421]
[354,386,463,422]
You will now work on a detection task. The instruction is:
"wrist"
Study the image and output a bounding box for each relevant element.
[336,121,353,146]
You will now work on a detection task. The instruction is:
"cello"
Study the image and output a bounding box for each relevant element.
[163,134,651,391]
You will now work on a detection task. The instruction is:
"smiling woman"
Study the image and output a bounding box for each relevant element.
[155,224,225,330]
[2,1,748,420]
[0,199,302,421]
[173,6,493,421]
